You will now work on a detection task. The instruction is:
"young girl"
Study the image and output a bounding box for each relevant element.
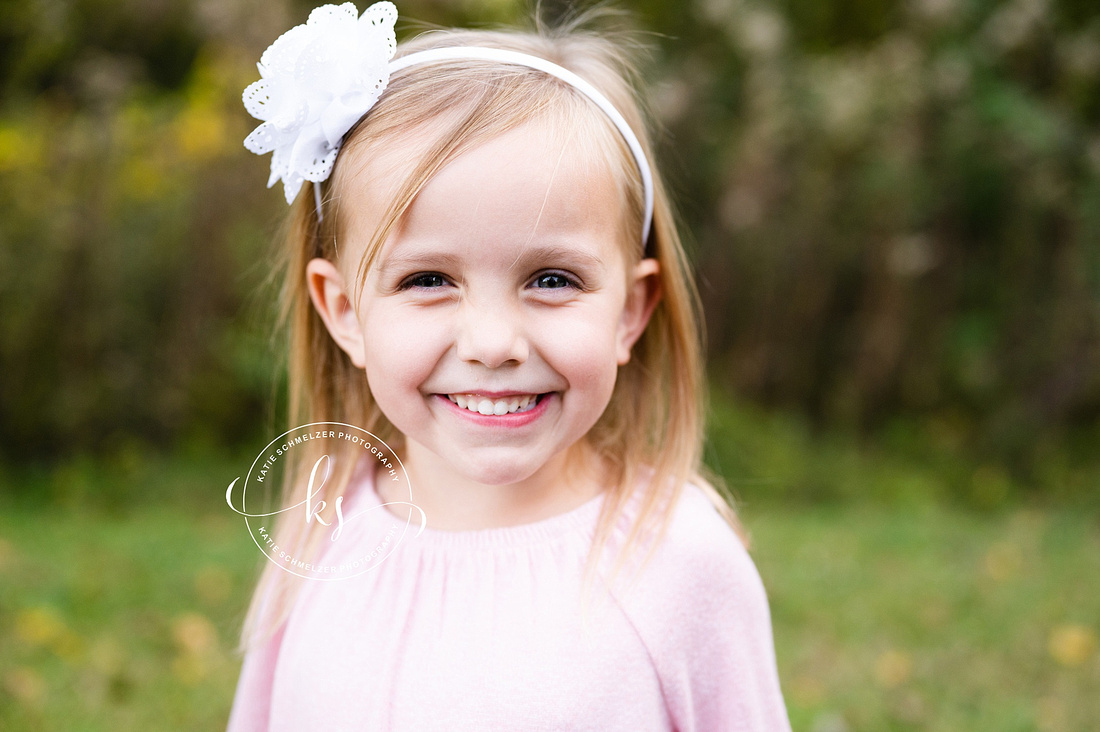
[227,2,790,729]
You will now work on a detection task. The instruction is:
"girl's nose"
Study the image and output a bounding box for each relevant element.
[454,293,529,368]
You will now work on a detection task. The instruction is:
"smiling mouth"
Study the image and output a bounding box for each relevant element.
[443,393,549,416]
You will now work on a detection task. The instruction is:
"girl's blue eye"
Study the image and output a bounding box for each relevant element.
[533,273,577,289]
[404,273,448,289]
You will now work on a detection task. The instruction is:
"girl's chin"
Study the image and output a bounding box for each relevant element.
[449,465,542,488]
[432,451,553,487]
[399,435,571,488]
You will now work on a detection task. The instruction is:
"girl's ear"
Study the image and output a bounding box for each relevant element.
[617,257,662,365]
[305,258,367,369]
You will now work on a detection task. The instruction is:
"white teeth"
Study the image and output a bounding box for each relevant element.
[445,393,541,415]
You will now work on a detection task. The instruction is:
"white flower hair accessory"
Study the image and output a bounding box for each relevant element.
[243,2,656,246]
[242,2,397,205]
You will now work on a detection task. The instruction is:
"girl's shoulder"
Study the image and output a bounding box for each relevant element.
[602,481,791,730]
[612,480,763,607]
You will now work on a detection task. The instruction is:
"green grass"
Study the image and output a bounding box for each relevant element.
[750,505,1100,731]
[0,500,263,731]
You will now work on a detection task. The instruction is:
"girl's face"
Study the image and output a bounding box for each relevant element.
[308,120,659,489]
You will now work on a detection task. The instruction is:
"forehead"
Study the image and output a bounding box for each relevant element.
[334,117,629,273]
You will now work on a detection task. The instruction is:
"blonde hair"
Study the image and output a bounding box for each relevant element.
[236,8,746,656]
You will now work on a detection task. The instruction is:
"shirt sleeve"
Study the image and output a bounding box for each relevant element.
[225,620,286,732]
[611,488,792,732]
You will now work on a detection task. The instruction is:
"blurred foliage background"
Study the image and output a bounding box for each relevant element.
[1,0,1099,506]
[1,0,1099,730]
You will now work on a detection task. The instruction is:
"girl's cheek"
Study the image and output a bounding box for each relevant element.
[534,306,618,347]
[534,317,619,380]
[369,309,451,367]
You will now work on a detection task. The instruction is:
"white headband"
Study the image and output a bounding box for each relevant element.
[243,2,655,246]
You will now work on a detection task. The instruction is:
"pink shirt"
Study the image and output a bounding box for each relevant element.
[226,462,791,731]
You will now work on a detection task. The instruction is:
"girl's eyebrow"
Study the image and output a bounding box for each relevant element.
[378,245,605,275]
[378,251,465,276]
[508,245,605,271]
